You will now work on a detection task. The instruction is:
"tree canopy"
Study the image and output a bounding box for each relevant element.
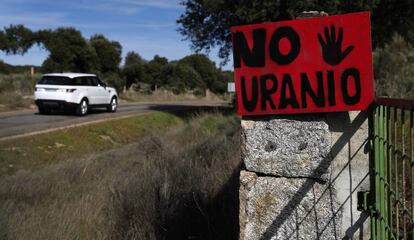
[122,53,228,94]
[40,28,99,73]
[0,24,232,95]
[0,26,123,74]
[177,0,414,64]
[179,54,223,93]
[124,51,145,89]
[0,25,35,55]
[89,34,122,73]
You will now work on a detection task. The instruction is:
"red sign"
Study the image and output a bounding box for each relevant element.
[231,12,374,116]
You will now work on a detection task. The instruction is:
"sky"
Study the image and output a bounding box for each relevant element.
[0,0,232,69]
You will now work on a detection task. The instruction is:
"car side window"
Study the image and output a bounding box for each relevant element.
[90,77,100,86]
[97,78,106,86]
[83,77,92,86]
[74,77,82,86]
[74,77,84,86]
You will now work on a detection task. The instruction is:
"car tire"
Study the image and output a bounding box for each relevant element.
[107,97,117,112]
[38,107,50,115]
[76,99,88,116]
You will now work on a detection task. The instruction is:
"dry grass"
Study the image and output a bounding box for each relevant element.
[120,89,226,103]
[0,113,241,240]
[0,73,40,111]
[0,92,33,110]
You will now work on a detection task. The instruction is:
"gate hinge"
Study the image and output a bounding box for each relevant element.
[357,191,371,211]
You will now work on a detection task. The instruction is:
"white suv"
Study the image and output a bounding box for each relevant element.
[34,73,118,116]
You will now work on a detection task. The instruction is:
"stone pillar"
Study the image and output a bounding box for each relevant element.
[239,111,370,239]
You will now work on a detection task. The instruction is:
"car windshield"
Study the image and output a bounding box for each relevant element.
[38,76,73,85]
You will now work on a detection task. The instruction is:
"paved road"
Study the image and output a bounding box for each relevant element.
[0,102,227,141]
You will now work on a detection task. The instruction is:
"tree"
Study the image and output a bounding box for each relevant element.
[125,51,144,66]
[0,25,35,55]
[143,55,170,90]
[101,71,124,93]
[0,25,124,74]
[179,54,226,93]
[177,0,413,64]
[167,62,203,94]
[370,0,414,50]
[123,51,145,89]
[89,34,122,73]
[40,27,99,73]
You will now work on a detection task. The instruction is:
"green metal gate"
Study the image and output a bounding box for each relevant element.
[371,97,414,239]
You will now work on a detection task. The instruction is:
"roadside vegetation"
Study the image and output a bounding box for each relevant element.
[0,111,240,240]
[0,112,182,176]
[0,73,40,111]
[373,34,414,98]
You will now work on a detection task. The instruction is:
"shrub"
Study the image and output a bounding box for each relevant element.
[373,33,414,98]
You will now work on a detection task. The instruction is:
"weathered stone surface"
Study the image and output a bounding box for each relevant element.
[240,111,371,239]
[240,171,258,240]
[327,111,371,238]
[240,173,342,240]
[242,116,331,180]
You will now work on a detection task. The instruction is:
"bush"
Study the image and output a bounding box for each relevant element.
[0,73,39,110]
[373,33,414,98]
[0,73,39,94]
[0,91,29,108]
[100,71,124,93]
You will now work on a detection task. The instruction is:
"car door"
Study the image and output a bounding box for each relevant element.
[96,78,111,104]
[88,77,103,105]
[74,77,89,100]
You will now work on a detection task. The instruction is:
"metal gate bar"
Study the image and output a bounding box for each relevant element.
[371,97,414,240]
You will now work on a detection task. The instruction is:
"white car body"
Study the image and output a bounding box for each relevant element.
[34,73,118,115]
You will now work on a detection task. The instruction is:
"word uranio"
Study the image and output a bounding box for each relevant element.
[240,69,361,112]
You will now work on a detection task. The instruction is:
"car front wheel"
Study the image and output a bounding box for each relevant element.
[76,99,88,116]
[107,97,117,112]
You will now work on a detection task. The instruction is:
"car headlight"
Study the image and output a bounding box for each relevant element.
[35,87,45,92]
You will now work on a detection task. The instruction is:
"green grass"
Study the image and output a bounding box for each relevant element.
[0,112,182,176]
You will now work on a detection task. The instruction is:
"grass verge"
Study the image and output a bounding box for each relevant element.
[0,112,240,239]
[0,112,182,176]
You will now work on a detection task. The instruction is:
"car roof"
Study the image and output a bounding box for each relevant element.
[42,73,97,79]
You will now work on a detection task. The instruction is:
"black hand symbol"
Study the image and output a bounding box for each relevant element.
[318,25,354,65]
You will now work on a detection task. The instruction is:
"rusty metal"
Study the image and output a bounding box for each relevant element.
[371,97,414,239]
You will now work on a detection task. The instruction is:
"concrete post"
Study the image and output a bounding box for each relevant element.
[239,111,370,239]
